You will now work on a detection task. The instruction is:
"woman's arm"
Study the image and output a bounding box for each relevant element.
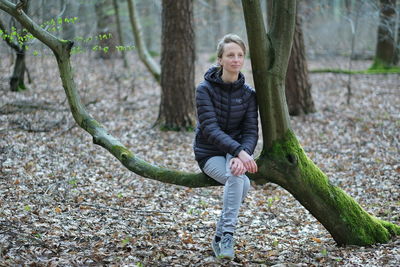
[240,91,259,155]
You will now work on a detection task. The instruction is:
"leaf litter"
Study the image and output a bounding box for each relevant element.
[0,53,399,266]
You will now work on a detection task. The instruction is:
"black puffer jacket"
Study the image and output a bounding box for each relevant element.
[193,66,259,168]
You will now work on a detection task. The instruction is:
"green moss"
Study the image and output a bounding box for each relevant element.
[267,130,399,245]
[111,145,134,160]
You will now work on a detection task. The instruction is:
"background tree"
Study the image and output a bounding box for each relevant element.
[266,0,315,116]
[62,1,76,40]
[0,0,29,91]
[127,0,161,82]
[95,0,116,59]
[285,6,316,116]
[112,0,128,68]
[155,0,196,130]
[372,0,397,68]
[0,0,398,247]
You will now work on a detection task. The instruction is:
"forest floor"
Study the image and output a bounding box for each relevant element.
[0,52,399,266]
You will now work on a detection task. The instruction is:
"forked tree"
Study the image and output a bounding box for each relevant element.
[0,0,398,246]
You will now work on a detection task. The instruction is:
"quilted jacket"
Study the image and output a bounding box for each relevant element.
[193,66,259,169]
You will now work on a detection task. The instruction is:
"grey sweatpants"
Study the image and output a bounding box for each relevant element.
[203,154,250,237]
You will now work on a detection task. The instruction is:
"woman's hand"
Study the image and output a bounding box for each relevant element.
[237,150,258,173]
[230,157,247,176]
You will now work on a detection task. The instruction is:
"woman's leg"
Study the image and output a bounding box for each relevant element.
[203,155,251,237]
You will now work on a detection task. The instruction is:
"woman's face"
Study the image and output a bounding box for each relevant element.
[218,42,245,74]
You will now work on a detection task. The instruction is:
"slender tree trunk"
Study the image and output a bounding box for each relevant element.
[156,0,195,130]
[10,51,26,91]
[285,11,316,116]
[112,0,128,68]
[62,1,76,40]
[372,0,397,68]
[95,0,116,59]
[127,0,161,82]
[0,3,28,91]
[393,7,400,65]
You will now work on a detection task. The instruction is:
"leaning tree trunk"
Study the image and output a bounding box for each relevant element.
[1,0,398,247]
[372,0,396,69]
[127,0,161,83]
[285,10,316,116]
[155,0,195,130]
[242,0,399,246]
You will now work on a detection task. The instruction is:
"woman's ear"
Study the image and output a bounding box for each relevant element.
[217,57,222,66]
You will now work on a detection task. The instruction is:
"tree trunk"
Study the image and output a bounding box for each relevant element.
[127,0,161,83]
[393,8,400,65]
[0,3,28,91]
[1,0,398,247]
[62,1,76,40]
[372,0,397,69]
[155,0,195,130]
[10,51,26,91]
[112,0,128,68]
[95,0,116,59]
[285,11,316,116]
[242,0,399,246]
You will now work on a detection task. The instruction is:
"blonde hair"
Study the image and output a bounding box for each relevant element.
[216,34,246,59]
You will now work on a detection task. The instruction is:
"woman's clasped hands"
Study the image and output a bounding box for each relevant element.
[229,150,258,176]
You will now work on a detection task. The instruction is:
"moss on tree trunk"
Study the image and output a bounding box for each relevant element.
[258,131,400,246]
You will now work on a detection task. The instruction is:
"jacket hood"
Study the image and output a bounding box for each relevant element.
[204,66,245,90]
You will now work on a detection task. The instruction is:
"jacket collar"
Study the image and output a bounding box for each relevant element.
[204,66,245,90]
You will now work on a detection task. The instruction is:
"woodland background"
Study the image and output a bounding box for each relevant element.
[0,0,399,266]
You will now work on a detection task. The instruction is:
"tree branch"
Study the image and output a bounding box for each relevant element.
[242,0,293,150]
[0,0,63,55]
[0,16,22,52]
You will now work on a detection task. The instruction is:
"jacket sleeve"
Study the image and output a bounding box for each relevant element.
[240,91,259,155]
[196,85,243,156]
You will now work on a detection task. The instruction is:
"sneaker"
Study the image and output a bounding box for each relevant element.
[218,233,234,260]
[211,237,220,257]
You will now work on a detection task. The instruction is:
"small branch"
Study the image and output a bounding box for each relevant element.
[0,16,22,52]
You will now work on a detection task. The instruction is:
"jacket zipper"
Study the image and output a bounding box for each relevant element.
[225,84,232,130]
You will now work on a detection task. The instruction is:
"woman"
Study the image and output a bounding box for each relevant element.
[193,34,259,259]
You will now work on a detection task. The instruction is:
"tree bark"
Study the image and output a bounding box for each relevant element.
[285,11,316,116]
[155,0,195,130]
[1,0,398,247]
[242,0,399,246]
[127,0,161,83]
[372,0,397,68]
